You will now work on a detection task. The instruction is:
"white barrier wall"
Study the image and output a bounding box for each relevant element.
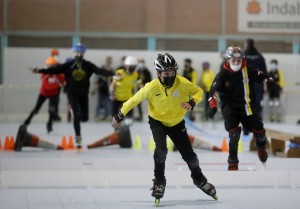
[1,48,300,122]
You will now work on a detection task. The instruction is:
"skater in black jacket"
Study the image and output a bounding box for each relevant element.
[31,43,114,149]
[208,46,270,170]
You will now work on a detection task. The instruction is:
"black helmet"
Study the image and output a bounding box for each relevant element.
[154,53,179,71]
[225,46,245,60]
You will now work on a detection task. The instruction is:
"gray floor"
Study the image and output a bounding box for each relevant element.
[1,120,300,209]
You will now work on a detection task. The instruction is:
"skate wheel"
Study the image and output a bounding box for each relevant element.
[212,194,218,200]
[155,198,160,207]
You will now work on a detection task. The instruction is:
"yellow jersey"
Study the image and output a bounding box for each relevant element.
[199,69,215,92]
[113,69,139,101]
[121,75,203,127]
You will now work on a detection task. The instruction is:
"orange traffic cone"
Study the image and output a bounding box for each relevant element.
[221,137,229,152]
[9,136,15,150]
[68,135,75,149]
[188,135,196,144]
[14,125,63,151]
[4,136,10,150]
[87,125,132,149]
[0,138,2,150]
[188,134,222,152]
[61,136,68,150]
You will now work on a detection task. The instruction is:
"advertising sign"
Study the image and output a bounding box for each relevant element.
[238,0,300,33]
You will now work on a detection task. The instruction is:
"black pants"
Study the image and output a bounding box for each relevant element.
[148,116,203,181]
[223,107,266,148]
[53,87,61,118]
[112,100,133,118]
[24,94,57,126]
[67,93,89,136]
[223,111,264,133]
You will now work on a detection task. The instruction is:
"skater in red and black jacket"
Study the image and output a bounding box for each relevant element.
[24,57,65,133]
[30,43,114,149]
[208,45,271,170]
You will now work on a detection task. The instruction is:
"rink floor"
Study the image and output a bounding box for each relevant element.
[0,120,300,209]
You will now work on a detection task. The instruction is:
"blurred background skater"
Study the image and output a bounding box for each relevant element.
[91,55,114,122]
[267,59,284,122]
[50,48,62,121]
[182,58,197,121]
[110,55,140,127]
[208,46,270,170]
[199,61,215,121]
[23,57,65,133]
[135,58,152,121]
[30,43,114,150]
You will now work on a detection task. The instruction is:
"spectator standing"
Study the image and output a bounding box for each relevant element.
[135,58,152,121]
[244,39,267,120]
[267,59,284,122]
[182,58,197,121]
[91,56,113,122]
[199,61,215,120]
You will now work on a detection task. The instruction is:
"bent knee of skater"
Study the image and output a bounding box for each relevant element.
[229,127,241,143]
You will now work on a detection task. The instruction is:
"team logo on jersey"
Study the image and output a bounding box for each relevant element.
[47,77,57,83]
[172,90,179,97]
[72,69,86,81]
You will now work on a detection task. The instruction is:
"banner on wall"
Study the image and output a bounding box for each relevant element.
[238,0,300,33]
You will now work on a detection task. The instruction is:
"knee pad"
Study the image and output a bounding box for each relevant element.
[154,148,168,163]
[229,127,241,146]
[185,155,199,169]
[253,129,266,147]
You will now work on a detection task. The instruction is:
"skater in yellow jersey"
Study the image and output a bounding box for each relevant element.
[112,53,217,205]
[110,56,140,125]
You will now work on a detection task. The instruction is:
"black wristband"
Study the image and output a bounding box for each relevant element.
[114,111,124,122]
[188,99,196,110]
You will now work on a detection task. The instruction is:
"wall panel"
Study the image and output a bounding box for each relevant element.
[0,0,4,31]
[80,0,145,32]
[166,0,221,34]
[7,0,76,31]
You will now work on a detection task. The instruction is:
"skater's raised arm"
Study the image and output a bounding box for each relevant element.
[31,62,70,74]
